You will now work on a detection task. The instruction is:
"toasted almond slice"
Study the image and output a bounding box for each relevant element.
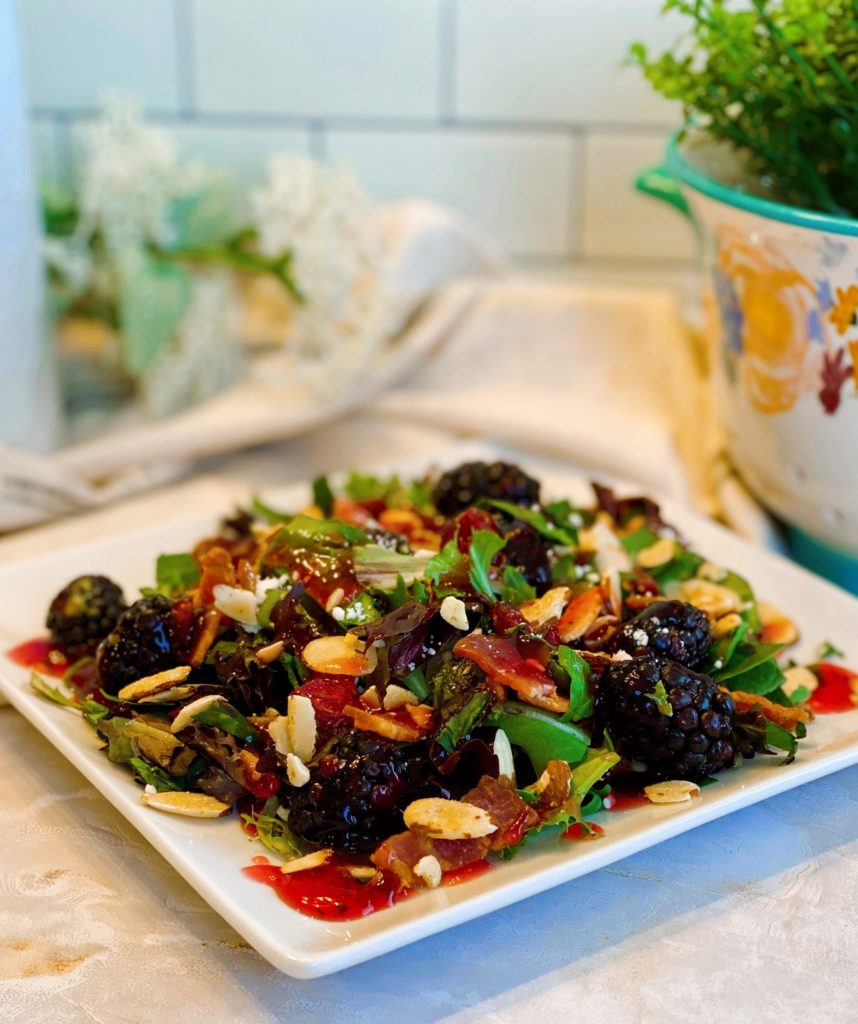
[671,579,744,619]
[268,714,291,756]
[346,865,380,880]
[171,693,223,733]
[256,640,285,665]
[140,791,230,818]
[782,665,819,699]
[580,520,632,575]
[413,855,442,889]
[519,587,570,629]
[325,587,346,613]
[286,752,311,787]
[644,780,700,805]
[404,702,434,730]
[403,797,497,840]
[344,705,422,742]
[757,602,799,646]
[118,666,193,702]
[712,612,743,639]
[361,685,382,709]
[635,537,676,569]
[383,684,420,711]
[440,595,470,631]
[279,850,332,875]
[302,634,373,676]
[286,693,317,762]
[189,607,221,667]
[557,587,603,642]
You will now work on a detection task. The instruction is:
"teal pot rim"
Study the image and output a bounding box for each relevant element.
[665,131,858,238]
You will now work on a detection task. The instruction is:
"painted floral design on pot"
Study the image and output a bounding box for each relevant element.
[713,225,820,415]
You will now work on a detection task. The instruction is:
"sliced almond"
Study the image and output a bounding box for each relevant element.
[440,595,470,631]
[644,780,700,805]
[580,520,632,575]
[519,587,570,629]
[286,752,311,787]
[782,665,819,699]
[279,849,332,875]
[404,703,434,730]
[286,693,317,762]
[171,693,223,733]
[671,579,744,619]
[493,728,515,783]
[635,537,676,569]
[118,666,193,703]
[325,587,345,613]
[212,584,259,629]
[757,602,799,646]
[697,561,728,583]
[557,587,603,642]
[413,855,442,889]
[712,612,743,639]
[268,714,291,756]
[344,704,421,742]
[403,797,497,840]
[302,634,373,676]
[256,639,285,665]
[140,790,230,818]
[383,684,420,711]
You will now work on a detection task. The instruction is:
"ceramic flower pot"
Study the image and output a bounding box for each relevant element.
[638,135,858,590]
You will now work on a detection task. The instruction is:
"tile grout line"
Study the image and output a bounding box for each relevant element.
[174,0,197,117]
[438,0,457,124]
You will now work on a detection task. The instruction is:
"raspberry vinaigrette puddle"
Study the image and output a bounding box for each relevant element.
[14,457,858,926]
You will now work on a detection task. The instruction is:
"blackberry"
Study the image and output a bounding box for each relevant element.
[432,460,540,516]
[96,595,177,691]
[286,732,432,852]
[614,600,711,668]
[598,657,735,781]
[46,575,127,659]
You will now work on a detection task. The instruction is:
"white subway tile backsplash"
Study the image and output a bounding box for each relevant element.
[581,131,694,261]
[327,128,578,257]
[191,0,442,119]
[455,0,681,127]
[171,123,310,190]
[20,0,181,112]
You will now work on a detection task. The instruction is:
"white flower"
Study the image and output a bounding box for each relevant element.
[140,271,244,416]
[42,236,92,294]
[76,98,197,252]
[250,155,390,388]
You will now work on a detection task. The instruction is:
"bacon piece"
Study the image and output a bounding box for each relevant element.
[557,587,604,642]
[454,634,569,714]
[730,690,814,730]
[462,775,539,850]
[372,831,491,887]
[529,759,572,816]
[198,546,236,605]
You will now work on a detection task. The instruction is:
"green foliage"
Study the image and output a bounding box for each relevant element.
[555,647,594,722]
[631,1,858,216]
[499,565,536,605]
[155,552,200,596]
[468,530,507,601]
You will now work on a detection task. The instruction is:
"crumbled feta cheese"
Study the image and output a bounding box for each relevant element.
[632,628,649,647]
[331,606,346,622]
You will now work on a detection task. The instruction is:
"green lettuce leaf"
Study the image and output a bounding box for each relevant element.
[468,530,507,601]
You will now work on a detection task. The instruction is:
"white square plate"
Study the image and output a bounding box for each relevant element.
[2,453,858,978]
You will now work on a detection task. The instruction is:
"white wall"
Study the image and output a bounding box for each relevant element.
[20,0,695,265]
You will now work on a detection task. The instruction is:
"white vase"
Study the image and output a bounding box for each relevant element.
[0,0,58,451]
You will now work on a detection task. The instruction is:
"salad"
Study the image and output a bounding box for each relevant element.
[15,460,853,920]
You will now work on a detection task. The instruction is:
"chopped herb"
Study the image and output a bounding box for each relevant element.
[644,680,673,716]
[818,639,845,661]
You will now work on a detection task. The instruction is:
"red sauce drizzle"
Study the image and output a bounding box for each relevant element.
[442,858,492,886]
[7,637,69,677]
[243,856,408,921]
[603,775,649,811]
[563,822,605,841]
[808,663,858,714]
[7,636,99,694]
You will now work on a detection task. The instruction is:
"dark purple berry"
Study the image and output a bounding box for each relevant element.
[614,600,711,668]
[47,575,127,659]
[96,595,178,691]
[432,461,540,516]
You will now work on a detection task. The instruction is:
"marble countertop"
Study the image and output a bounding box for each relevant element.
[3,418,858,1024]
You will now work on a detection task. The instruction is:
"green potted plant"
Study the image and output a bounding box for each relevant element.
[633,0,858,591]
